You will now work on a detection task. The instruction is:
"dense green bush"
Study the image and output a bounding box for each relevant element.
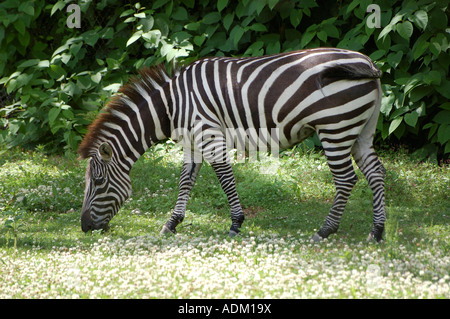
[0,0,449,159]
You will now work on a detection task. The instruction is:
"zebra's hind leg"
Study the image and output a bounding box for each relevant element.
[352,141,386,242]
[209,161,245,236]
[200,130,245,236]
[161,158,202,235]
[313,148,358,242]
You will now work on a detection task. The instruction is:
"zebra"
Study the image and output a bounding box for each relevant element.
[78,48,386,242]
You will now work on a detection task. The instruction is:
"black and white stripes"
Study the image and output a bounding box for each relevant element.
[78,48,386,241]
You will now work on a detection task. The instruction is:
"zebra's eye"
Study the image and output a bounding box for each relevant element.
[93,176,105,185]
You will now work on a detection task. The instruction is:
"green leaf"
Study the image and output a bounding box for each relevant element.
[436,80,450,99]
[15,73,32,88]
[82,30,100,47]
[120,9,135,18]
[62,108,74,120]
[244,41,264,56]
[223,13,234,31]
[378,24,393,41]
[103,83,122,92]
[77,75,92,89]
[18,59,40,69]
[52,43,69,57]
[230,25,245,47]
[90,72,102,84]
[404,74,422,94]
[160,42,173,57]
[290,10,302,28]
[124,17,137,23]
[381,94,395,116]
[387,51,403,68]
[49,64,66,80]
[410,86,432,102]
[317,30,327,42]
[127,31,143,47]
[185,21,200,31]
[414,42,429,61]
[19,2,35,16]
[433,110,450,125]
[439,102,450,110]
[300,30,315,48]
[13,19,26,35]
[430,7,448,30]
[106,58,120,69]
[70,42,83,56]
[396,21,413,40]
[6,78,17,93]
[194,35,206,46]
[427,123,439,140]
[36,60,49,69]
[18,31,30,47]
[217,0,229,12]
[142,30,161,44]
[254,0,266,15]
[423,70,441,86]
[61,81,81,97]
[429,41,441,57]
[404,112,418,127]
[249,23,267,32]
[172,6,188,20]
[369,49,386,60]
[437,124,450,144]
[322,23,339,39]
[48,108,61,126]
[346,0,360,15]
[411,10,428,30]
[134,12,146,19]
[51,1,66,16]
[152,0,170,10]
[268,0,279,10]
[389,116,403,135]
[203,12,221,25]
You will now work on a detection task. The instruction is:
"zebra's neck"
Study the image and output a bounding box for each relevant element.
[107,82,173,171]
[78,65,174,172]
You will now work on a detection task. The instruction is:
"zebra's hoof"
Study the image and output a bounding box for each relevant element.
[160,225,176,235]
[366,232,383,243]
[229,229,239,237]
[229,224,241,237]
[312,233,323,242]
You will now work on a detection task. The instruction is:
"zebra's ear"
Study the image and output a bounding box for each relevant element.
[98,142,113,162]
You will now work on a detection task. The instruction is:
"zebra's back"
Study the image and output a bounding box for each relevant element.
[171,48,381,150]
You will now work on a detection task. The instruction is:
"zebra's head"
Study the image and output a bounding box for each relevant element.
[80,142,132,232]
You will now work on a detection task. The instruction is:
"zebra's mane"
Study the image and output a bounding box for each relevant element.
[77,64,172,159]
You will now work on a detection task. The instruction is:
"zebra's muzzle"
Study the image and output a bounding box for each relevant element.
[81,210,94,232]
[81,212,110,232]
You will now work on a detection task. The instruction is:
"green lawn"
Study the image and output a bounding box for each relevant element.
[0,145,449,298]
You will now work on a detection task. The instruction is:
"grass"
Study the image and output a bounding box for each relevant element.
[0,144,449,298]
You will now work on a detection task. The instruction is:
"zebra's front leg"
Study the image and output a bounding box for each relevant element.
[198,127,245,236]
[161,160,202,234]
